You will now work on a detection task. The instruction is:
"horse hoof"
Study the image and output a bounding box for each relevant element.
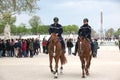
[82,76,85,78]
[86,72,89,76]
[60,69,63,74]
[51,71,55,74]
[52,71,56,74]
[54,76,58,79]
[54,73,58,79]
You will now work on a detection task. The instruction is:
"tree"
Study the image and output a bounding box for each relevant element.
[0,0,40,24]
[0,0,40,15]
[0,24,4,34]
[29,15,41,33]
[114,28,120,38]
[11,25,17,34]
[0,0,40,35]
[16,24,29,35]
[91,29,98,38]
[63,25,79,34]
[105,28,114,38]
[0,13,16,34]
[37,25,49,34]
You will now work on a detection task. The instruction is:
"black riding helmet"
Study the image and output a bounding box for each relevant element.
[83,18,89,22]
[53,17,59,22]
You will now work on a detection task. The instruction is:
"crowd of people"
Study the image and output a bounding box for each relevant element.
[0,36,101,58]
[0,38,40,58]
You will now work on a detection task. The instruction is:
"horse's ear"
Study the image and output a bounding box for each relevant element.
[81,36,85,40]
[52,33,56,36]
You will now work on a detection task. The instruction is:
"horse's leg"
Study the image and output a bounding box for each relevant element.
[60,50,67,74]
[87,54,92,69]
[54,54,60,78]
[85,57,89,76]
[60,66,63,74]
[49,54,54,74]
[60,56,63,74]
[86,54,92,75]
[80,56,85,78]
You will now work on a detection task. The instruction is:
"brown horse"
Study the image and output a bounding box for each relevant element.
[48,33,67,78]
[78,36,92,78]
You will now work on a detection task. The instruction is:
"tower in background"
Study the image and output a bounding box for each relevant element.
[100,11,104,40]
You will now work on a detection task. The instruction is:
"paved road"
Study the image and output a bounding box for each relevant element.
[0,46,120,80]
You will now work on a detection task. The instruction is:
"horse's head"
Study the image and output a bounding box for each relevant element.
[78,36,85,43]
[48,33,61,55]
[49,33,60,45]
[78,36,86,54]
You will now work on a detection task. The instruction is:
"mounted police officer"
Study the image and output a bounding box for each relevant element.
[72,18,94,56]
[46,17,65,53]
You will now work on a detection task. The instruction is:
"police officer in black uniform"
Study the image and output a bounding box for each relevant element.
[46,17,65,53]
[72,18,94,56]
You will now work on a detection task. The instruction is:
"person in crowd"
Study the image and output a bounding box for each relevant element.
[67,38,73,55]
[0,39,3,57]
[17,39,22,58]
[93,39,99,57]
[26,39,30,57]
[34,38,40,55]
[10,39,15,57]
[6,39,11,57]
[2,39,6,57]
[42,38,47,53]
[14,39,18,57]
[22,39,27,57]
[29,39,34,58]
[36,38,41,54]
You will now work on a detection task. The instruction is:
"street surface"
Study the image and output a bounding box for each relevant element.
[0,46,120,80]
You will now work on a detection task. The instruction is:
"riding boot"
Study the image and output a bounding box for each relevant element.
[60,40,66,53]
[62,46,66,53]
[72,42,78,56]
[90,41,95,57]
[62,44,66,53]
[45,42,49,54]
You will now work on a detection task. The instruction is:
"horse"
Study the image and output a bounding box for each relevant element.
[77,36,92,78]
[48,33,67,79]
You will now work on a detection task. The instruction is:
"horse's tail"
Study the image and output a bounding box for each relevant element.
[60,53,67,65]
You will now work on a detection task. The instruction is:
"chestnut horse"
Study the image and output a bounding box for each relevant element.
[48,33,67,78]
[78,36,92,78]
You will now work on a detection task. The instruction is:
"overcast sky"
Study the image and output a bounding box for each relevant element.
[15,0,120,32]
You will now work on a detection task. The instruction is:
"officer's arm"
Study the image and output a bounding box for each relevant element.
[57,25,63,36]
[49,25,53,34]
[78,27,82,36]
[86,27,91,37]
[59,27,63,35]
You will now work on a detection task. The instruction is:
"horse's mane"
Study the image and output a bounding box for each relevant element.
[78,36,90,43]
